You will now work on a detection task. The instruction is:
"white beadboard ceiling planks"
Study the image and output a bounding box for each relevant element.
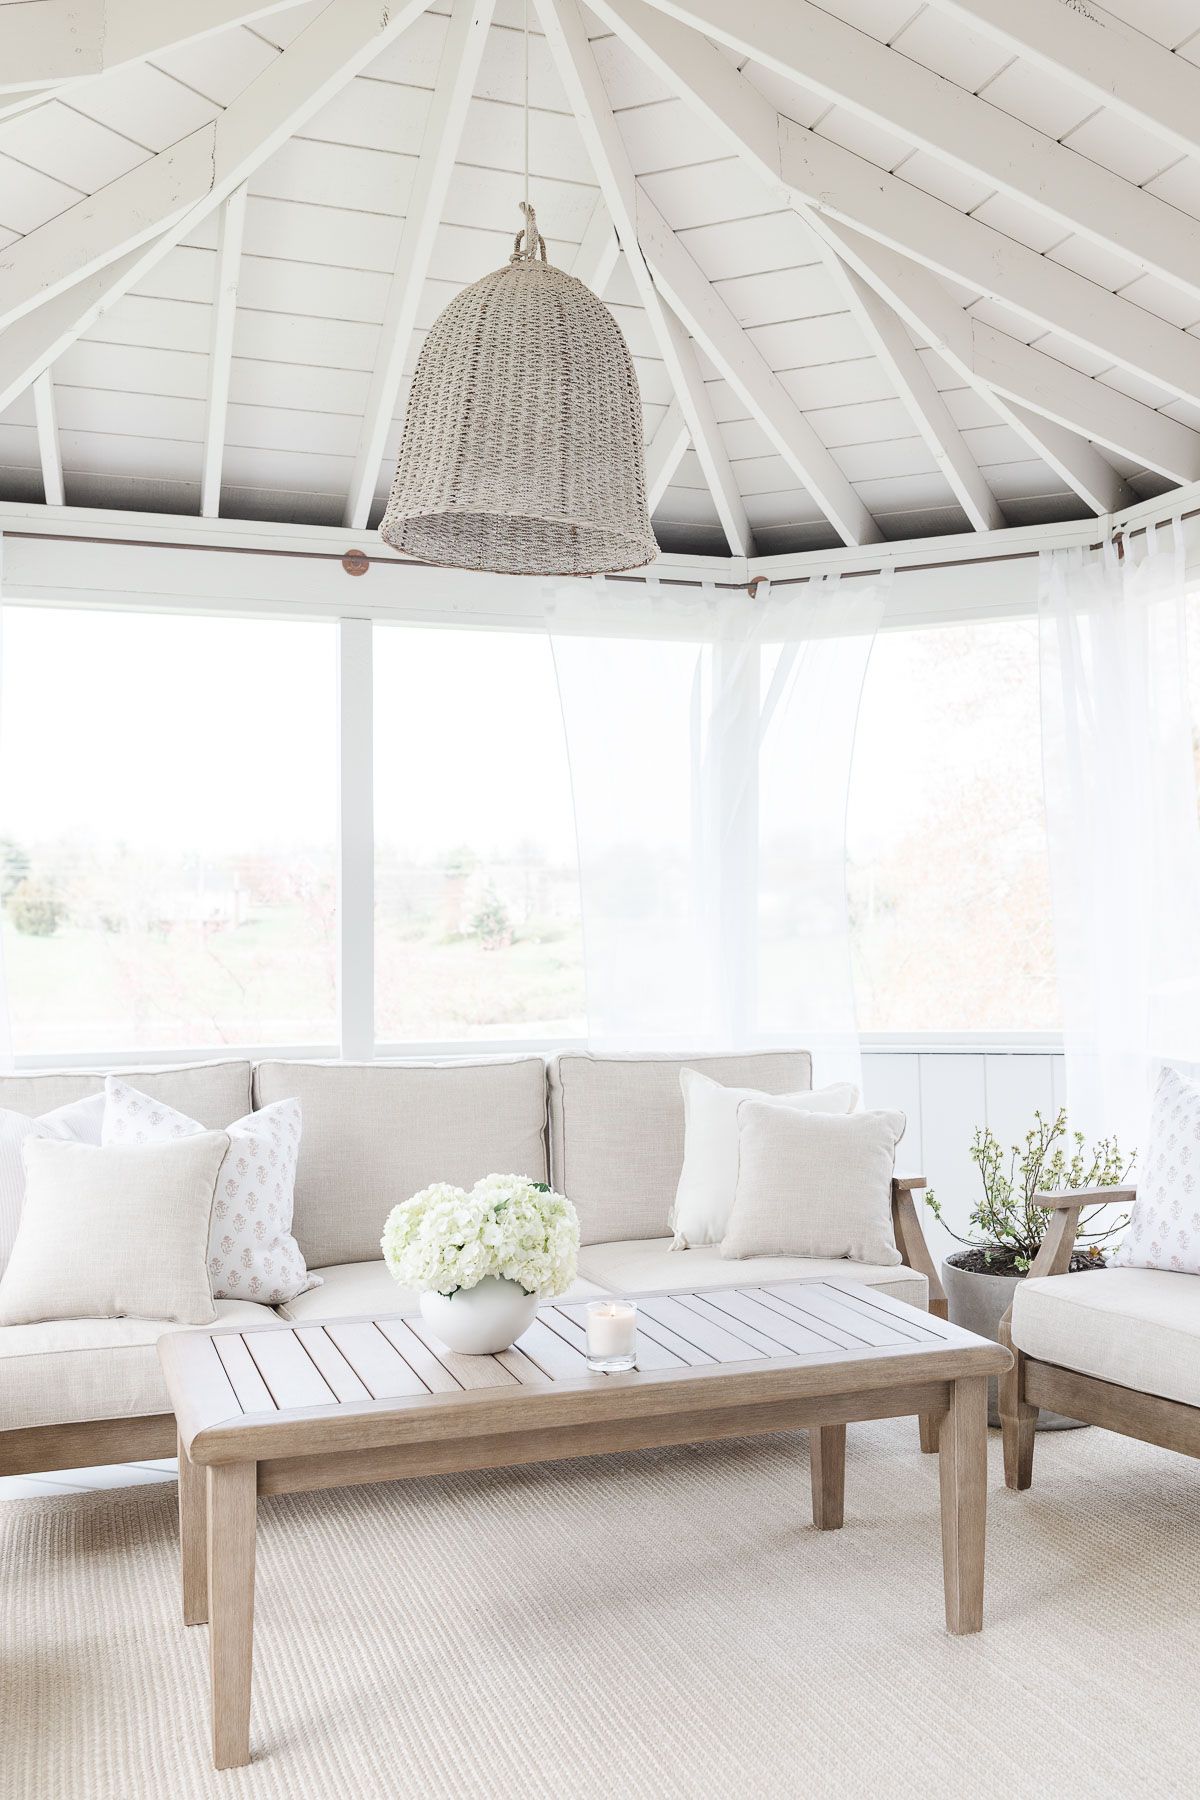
[3,0,1200,554]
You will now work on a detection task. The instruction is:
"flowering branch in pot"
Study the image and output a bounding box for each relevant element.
[382,1174,580,1354]
[925,1107,1135,1275]
[926,1107,1134,1429]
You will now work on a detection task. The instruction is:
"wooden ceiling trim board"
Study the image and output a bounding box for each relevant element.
[200,182,248,519]
[637,192,882,546]
[644,395,688,510]
[628,0,1200,306]
[533,0,754,555]
[828,262,1005,532]
[922,0,1200,166]
[821,220,1200,485]
[0,0,437,337]
[32,371,64,506]
[343,0,496,532]
[999,401,1134,516]
[0,1,307,93]
[585,0,1200,413]
[0,0,437,408]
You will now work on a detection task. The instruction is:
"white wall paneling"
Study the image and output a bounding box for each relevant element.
[862,1045,1064,1267]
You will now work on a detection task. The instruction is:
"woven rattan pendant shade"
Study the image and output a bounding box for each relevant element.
[379,207,657,576]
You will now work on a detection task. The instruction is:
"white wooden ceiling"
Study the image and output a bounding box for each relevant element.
[2,0,1200,557]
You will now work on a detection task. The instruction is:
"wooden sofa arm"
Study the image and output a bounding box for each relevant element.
[890,1176,946,1316]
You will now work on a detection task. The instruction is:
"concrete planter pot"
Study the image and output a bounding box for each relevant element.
[941,1252,1084,1431]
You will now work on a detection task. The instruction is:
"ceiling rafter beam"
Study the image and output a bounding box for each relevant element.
[811,219,1137,513]
[32,373,64,507]
[532,0,754,556]
[200,184,248,519]
[831,260,1005,532]
[0,1,305,92]
[633,0,1200,307]
[637,192,881,546]
[570,194,621,297]
[820,218,1199,489]
[923,0,1200,166]
[0,0,435,412]
[344,0,496,533]
[645,397,688,511]
[587,0,1200,413]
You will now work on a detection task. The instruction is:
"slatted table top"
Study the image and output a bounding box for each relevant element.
[160,1279,1007,1468]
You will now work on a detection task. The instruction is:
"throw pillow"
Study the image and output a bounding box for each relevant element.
[670,1069,860,1249]
[103,1079,320,1304]
[0,1133,228,1327]
[0,1093,106,1277]
[1118,1065,1200,1274]
[721,1101,906,1265]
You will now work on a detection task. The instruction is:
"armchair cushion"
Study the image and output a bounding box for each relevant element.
[1011,1268,1200,1409]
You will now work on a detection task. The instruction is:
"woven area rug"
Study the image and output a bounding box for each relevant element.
[3,1419,1198,1799]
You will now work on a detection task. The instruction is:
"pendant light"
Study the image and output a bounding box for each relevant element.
[378,3,657,576]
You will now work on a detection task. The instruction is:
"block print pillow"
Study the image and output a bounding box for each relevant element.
[1119,1065,1200,1275]
[103,1079,321,1304]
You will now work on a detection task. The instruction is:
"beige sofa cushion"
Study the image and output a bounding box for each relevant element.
[577,1238,928,1308]
[254,1058,549,1269]
[0,1060,252,1127]
[1011,1268,1200,1409]
[549,1051,813,1246]
[275,1258,608,1324]
[0,1300,265,1431]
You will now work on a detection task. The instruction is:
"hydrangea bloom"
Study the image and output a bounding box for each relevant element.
[381,1174,579,1298]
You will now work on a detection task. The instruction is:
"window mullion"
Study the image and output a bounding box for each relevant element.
[337,616,374,1061]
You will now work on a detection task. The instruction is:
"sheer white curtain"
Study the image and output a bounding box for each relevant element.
[0,538,10,1071]
[546,572,888,1086]
[1040,519,1200,1150]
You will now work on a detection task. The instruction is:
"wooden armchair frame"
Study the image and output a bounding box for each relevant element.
[891,1175,948,1452]
[996,1184,1200,1488]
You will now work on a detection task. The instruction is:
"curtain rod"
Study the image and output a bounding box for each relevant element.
[3,530,747,592]
[9,500,1200,591]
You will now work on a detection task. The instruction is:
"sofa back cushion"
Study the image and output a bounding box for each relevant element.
[0,1060,252,1128]
[254,1058,549,1268]
[548,1050,813,1246]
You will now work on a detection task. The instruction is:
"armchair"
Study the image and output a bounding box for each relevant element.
[996,1184,1200,1489]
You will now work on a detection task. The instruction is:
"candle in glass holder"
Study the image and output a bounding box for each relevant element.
[585,1299,638,1372]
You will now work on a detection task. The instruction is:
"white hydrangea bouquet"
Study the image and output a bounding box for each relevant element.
[381,1174,580,1354]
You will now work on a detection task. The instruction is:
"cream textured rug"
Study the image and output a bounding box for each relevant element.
[2,1420,1198,1800]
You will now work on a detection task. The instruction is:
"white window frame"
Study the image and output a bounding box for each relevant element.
[4,488,1198,1070]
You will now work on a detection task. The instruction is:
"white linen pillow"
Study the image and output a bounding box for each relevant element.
[670,1068,859,1249]
[1118,1065,1200,1274]
[103,1079,320,1305]
[0,1093,105,1278]
[721,1101,905,1266]
[0,1133,227,1327]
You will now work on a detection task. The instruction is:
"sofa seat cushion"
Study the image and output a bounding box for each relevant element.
[274,1259,609,1324]
[576,1239,929,1308]
[0,1300,266,1432]
[1012,1268,1200,1409]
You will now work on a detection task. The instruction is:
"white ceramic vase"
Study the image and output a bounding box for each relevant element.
[419,1276,539,1354]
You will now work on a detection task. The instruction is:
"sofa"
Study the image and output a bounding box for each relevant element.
[0,1049,943,1479]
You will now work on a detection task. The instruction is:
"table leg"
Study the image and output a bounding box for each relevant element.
[809,1423,846,1530]
[178,1433,207,1626]
[938,1375,987,1635]
[207,1462,257,1770]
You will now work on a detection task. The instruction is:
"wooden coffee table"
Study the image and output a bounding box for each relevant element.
[160,1279,1010,1769]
